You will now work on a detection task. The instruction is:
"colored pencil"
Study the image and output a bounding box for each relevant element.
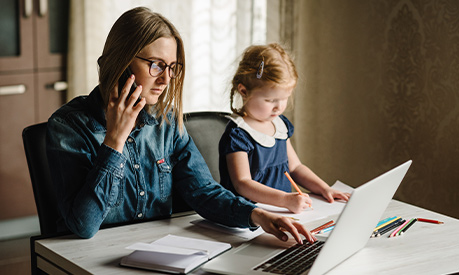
[376,216,397,227]
[374,219,405,237]
[284,171,303,195]
[373,216,401,233]
[318,226,335,234]
[311,220,334,234]
[417,218,444,224]
[284,171,312,208]
[389,219,410,238]
[396,219,413,236]
[400,218,417,235]
[372,218,403,237]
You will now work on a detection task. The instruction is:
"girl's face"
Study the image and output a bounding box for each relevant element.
[129,37,178,105]
[240,83,293,122]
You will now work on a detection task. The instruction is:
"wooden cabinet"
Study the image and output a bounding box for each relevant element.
[0,0,69,220]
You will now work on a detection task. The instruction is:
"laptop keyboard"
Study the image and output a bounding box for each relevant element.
[253,240,325,275]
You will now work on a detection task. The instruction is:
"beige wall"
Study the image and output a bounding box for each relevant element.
[291,0,459,219]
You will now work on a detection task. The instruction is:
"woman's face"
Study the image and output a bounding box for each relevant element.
[130,37,178,105]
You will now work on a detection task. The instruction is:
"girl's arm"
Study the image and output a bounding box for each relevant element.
[226,152,312,213]
[287,139,350,202]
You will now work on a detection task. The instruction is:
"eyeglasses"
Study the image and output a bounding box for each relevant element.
[135,56,182,79]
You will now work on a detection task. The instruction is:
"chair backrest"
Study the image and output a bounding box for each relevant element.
[22,122,60,235]
[183,111,230,181]
[172,111,230,213]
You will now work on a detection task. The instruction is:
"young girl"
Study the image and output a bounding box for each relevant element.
[219,43,350,214]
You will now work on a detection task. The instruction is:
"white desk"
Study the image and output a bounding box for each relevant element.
[33,200,459,274]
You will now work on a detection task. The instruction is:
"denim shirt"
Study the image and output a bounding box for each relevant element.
[46,86,257,238]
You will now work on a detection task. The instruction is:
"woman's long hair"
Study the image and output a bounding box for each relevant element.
[98,7,185,130]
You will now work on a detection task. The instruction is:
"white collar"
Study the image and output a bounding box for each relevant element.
[227,114,288,147]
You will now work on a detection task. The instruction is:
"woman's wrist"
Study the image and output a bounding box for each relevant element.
[250,207,265,227]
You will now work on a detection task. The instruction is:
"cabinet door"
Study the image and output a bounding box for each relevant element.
[0,0,34,73]
[35,0,70,69]
[36,70,66,122]
[0,73,37,220]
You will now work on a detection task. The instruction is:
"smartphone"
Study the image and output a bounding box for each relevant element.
[118,67,141,105]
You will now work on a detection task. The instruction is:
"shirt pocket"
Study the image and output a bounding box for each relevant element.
[108,177,125,207]
[156,157,172,202]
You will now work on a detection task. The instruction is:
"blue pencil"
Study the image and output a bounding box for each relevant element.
[376,216,397,227]
[318,226,335,234]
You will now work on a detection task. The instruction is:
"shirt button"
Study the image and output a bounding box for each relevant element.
[137,213,143,218]
[139,191,145,196]
[127,137,134,143]
[120,163,124,168]
[134,164,140,169]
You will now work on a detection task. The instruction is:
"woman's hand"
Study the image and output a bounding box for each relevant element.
[250,208,316,244]
[321,187,351,203]
[103,75,146,153]
[283,192,313,214]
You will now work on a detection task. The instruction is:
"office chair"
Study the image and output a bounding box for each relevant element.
[22,122,60,236]
[172,111,231,213]
[183,111,230,181]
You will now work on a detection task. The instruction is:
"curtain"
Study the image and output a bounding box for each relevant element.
[67,0,267,112]
[291,0,459,219]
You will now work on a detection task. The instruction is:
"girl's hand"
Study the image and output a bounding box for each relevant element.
[321,187,351,203]
[103,75,146,153]
[284,193,313,214]
[250,208,316,244]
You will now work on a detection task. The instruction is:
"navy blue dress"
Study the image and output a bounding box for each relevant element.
[219,114,294,198]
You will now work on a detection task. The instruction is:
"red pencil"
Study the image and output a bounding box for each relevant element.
[417,218,444,224]
[311,220,334,234]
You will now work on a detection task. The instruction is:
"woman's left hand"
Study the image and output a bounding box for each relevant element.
[250,208,317,244]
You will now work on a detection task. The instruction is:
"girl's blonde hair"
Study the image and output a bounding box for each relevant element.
[98,7,185,130]
[230,43,298,116]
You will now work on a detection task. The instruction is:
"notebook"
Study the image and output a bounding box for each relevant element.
[202,160,412,275]
[120,234,231,274]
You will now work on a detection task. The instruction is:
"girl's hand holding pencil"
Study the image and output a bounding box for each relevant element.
[284,192,313,214]
[284,171,313,212]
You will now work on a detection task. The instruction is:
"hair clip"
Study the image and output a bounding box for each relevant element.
[256,60,264,79]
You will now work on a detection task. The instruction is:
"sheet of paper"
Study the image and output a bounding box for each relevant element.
[257,181,354,224]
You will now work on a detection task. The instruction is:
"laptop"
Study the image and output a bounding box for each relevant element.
[202,160,412,275]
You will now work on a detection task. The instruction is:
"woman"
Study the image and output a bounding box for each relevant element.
[46,7,315,244]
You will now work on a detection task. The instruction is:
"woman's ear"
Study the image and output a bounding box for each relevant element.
[237,83,248,98]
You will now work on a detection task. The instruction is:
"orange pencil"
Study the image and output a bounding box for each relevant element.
[284,171,312,208]
[284,171,303,195]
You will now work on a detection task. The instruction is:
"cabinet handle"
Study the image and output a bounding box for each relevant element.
[46,81,68,91]
[39,0,48,17]
[0,85,26,96]
[24,0,33,18]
